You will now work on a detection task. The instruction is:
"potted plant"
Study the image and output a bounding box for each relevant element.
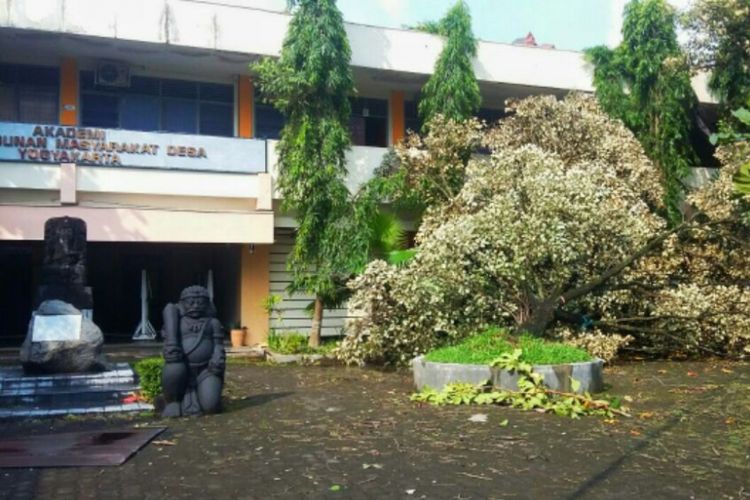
[229,322,246,348]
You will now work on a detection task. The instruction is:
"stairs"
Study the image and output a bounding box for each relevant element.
[0,363,153,419]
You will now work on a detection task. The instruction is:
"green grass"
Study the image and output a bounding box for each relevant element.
[268,332,339,355]
[424,327,592,365]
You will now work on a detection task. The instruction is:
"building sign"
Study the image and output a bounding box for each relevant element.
[0,122,266,174]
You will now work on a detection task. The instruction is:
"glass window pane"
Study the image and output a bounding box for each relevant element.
[81,93,119,128]
[0,64,17,85]
[125,76,160,96]
[350,97,364,115]
[365,98,387,118]
[364,116,387,147]
[79,70,96,90]
[199,102,232,137]
[477,107,504,124]
[162,98,197,133]
[17,65,59,86]
[18,87,58,124]
[162,79,197,99]
[255,103,284,139]
[0,85,18,121]
[121,94,160,131]
[200,82,233,103]
[349,115,365,146]
[404,100,421,133]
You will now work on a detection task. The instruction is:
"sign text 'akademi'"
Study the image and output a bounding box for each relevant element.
[2,125,207,166]
[0,122,266,174]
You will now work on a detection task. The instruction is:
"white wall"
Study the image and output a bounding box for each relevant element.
[0,0,716,102]
[267,140,387,199]
[0,162,262,199]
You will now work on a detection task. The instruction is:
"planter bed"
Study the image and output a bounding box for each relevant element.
[412,356,604,394]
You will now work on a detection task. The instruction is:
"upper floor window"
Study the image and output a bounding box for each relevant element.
[80,72,234,137]
[477,107,504,125]
[254,89,285,140]
[404,99,421,135]
[0,64,59,124]
[350,97,387,147]
[253,94,390,147]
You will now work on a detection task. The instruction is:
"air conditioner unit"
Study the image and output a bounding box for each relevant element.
[96,61,130,87]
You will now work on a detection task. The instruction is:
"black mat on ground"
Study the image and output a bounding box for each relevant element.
[0,427,166,468]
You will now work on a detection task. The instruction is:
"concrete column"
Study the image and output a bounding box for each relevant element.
[60,162,77,205]
[60,58,78,126]
[240,244,270,346]
[390,90,405,145]
[238,76,254,138]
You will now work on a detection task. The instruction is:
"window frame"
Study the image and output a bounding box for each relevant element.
[79,72,234,137]
[0,63,60,125]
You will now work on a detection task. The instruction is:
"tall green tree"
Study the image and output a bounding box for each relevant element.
[586,0,699,224]
[253,0,354,347]
[418,0,481,126]
[683,0,750,112]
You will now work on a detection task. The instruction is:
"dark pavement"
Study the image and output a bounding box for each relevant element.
[1,360,748,499]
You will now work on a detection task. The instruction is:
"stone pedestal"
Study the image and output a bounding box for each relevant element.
[20,300,107,374]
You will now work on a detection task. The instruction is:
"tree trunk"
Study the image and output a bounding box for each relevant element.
[517,297,557,337]
[309,296,323,348]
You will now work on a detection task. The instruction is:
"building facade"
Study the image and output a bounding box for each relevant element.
[0,0,716,345]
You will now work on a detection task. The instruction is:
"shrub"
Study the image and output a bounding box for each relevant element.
[268,332,340,355]
[268,332,311,354]
[134,357,164,403]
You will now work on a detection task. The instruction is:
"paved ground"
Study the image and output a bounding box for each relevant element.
[1,359,749,499]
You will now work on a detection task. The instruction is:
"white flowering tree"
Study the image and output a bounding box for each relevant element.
[337,94,750,365]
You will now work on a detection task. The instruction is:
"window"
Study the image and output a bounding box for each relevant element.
[404,100,421,134]
[477,107,504,124]
[350,97,388,147]
[254,88,285,139]
[0,64,59,124]
[80,72,234,137]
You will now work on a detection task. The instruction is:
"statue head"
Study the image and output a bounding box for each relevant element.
[179,286,212,319]
[43,216,86,266]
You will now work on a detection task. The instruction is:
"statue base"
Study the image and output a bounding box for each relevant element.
[20,300,108,374]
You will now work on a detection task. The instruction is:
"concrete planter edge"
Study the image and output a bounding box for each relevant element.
[412,356,604,394]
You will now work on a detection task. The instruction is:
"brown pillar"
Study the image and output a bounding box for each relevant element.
[60,58,78,126]
[238,76,254,138]
[390,90,405,145]
[240,244,270,346]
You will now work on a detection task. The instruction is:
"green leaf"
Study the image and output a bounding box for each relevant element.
[731,108,750,126]
[498,419,509,427]
[387,249,417,266]
[570,378,581,393]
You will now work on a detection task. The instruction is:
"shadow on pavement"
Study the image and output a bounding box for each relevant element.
[563,413,683,499]
[224,391,294,412]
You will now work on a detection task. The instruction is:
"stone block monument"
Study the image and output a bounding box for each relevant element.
[20,217,107,374]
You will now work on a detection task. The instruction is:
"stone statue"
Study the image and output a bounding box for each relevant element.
[161,285,226,417]
[21,217,105,373]
[36,216,93,311]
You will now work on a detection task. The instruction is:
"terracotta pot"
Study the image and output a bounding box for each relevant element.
[230,328,246,347]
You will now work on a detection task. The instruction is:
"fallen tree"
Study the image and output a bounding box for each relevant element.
[337,94,750,365]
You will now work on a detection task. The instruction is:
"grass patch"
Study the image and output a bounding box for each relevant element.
[268,332,339,355]
[424,327,592,365]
